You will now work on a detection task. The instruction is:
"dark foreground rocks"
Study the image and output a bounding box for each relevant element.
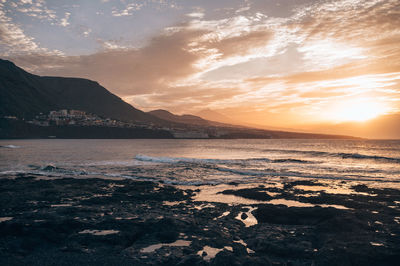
[0,176,399,265]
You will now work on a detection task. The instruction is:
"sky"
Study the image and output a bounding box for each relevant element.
[1,0,400,128]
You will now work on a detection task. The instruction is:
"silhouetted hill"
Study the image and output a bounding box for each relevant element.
[195,109,237,124]
[0,59,163,123]
[148,109,230,127]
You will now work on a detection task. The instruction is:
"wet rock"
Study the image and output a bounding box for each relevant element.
[42,165,56,171]
[1,175,400,265]
[220,188,273,201]
[254,205,340,225]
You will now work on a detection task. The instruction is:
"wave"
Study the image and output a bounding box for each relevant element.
[0,145,20,149]
[135,154,240,164]
[271,159,316,164]
[0,170,28,175]
[263,149,400,163]
[83,160,154,166]
[135,154,316,165]
[215,167,273,177]
[2,165,398,186]
[337,153,400,163]
[26,164,90,176]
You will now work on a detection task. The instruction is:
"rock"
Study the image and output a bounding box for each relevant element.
[42,165,56,171]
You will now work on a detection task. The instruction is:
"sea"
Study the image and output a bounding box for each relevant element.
[1,139,399,188]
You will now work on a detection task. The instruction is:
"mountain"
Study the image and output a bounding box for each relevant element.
[148,109,232,127]
[195,109,237,124]
[0,59,162,123]
[147,110,359,139]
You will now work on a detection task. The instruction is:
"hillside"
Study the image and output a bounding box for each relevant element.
[148,109,232,127]
[195,109,238,124]
[0,59,162,123]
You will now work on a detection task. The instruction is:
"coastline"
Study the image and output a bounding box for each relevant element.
[1,175,399,265]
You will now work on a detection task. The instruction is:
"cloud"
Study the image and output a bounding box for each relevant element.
[110,0,179,17]
[8,27,204,94]
[0,3,41,54]
[0,1,63,55]
[13,0,57,21]
[111,3,143,17]
[60,12,71,27]
[186,12,204,19]
[3,0,400,124]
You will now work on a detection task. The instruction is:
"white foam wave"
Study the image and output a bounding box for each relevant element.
[0,170,28,175]
[263,149,400,163]
[83,160,154,166]
[0,145,20,149]
[134,154,236,164]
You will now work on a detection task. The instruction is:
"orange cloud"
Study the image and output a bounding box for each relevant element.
[5,0,400,128]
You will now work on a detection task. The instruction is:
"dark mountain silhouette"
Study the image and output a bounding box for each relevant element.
[148,109,232,127]
[0,59,163,123]
[195,109,237,124]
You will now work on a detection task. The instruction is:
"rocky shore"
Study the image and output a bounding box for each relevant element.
[0,175,399,265]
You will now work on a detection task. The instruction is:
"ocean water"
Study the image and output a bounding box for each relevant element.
[0,139,399,186]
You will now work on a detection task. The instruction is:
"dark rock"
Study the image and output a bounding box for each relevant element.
[1,175,399,265]
[42,165,56,171]
[220,188,272,201]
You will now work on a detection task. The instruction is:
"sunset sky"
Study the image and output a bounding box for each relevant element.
[1,0,399,128]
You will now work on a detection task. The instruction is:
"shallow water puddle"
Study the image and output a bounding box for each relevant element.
[51,203,73,207]
[267,191,280,197]
[267,199,315,207]
[236,207,258,227]
[78,229,119,236]
[197,245,233,261]
[265,199,349,209]
[294,185,376,196]
[163,201,183,206]
[234,239,255,254]
[115,216,137,220]
[194,203,215,210]
[370,242,384,247]
[107,183,125,188]
[0,217,13,222]
[188,184,269,205]
[213,211,230,220]
[141,240,191,253]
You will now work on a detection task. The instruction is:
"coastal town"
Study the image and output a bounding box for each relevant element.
[3,110,219,138]
[28,109,145,128]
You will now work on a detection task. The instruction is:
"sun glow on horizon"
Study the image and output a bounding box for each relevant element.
[326,99,389,123]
